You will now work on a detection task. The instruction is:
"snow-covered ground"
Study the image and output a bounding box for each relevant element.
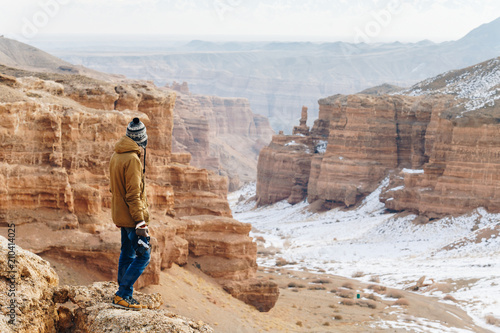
[400,57,500,113]
[229,181,500,332]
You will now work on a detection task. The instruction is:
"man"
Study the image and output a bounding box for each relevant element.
[109,117,150,311]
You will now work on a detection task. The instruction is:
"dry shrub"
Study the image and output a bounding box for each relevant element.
[338,290,354,299]
[308,285,326,291]
[330,288,338,294]
[322,322,330,326]
[352,271,365,278]
[340,299,355,306]
[393,298,410,306]
[357,300,377,309]
[369,275,380,283]
[486,315,500,327]
[318,269,326,273]
[342,282,354,289]
[296,321,303,327]
[328,304,337,309]
[334,315,343,320]
[276,257,296,266]
[312,279,331,284]
[291,289,299,293]
[386,290,404,299]
[288,282,298,288]
[366,293,380,301]
[443,295,457,302]
[367,284,386,293]
[297,284,306,288]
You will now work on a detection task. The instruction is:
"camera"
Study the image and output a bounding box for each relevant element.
[136,236,150,257]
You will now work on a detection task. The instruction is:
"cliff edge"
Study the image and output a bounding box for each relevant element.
[0,236,214,333]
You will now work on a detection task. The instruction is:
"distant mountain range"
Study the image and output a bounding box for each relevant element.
[18,17,500,131]
[0,36,121,81]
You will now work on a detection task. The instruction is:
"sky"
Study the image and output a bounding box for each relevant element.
[1,0,499,43]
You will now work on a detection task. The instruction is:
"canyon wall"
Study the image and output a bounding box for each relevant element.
[383,110,500,218]
[0,68,278,311]
[257,96,451,207]
[307,94,454,207]
[169,82,274,191]
[256,92,500,218]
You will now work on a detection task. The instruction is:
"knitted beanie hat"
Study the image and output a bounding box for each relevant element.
[126,118,148,148]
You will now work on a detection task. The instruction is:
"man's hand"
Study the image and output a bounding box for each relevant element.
[135,221,149,237]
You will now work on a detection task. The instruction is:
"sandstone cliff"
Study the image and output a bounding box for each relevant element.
[382,57,500,218]
[307,94,455,207]
[257,96,453,207]
[0,66,278,311]
[257,57,500,219]
[169,82,274,191]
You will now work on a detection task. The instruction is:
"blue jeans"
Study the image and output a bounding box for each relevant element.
[116,227,150,299]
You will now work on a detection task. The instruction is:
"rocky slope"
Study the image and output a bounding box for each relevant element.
[0,236,59,333]
[0,66,278,312]
[0,236,214,333]
[257,56,500,218]
[169,82,274,191]
[401,57,500,112]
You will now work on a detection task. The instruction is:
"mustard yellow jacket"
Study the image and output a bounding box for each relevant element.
[109,136,149,227]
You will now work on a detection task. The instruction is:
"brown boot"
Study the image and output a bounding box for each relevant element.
[112,295,142,311]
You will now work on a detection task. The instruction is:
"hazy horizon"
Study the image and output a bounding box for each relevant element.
[1,0,499,46]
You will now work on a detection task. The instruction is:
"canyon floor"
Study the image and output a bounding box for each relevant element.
[45,253,488,333]
[230,182,500,333]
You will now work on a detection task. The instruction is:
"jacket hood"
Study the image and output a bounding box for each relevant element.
[115,136,141,154]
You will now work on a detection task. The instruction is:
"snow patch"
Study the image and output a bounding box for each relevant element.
[400,58,500,112]
[402,168,424,174]
[315,140,328,154]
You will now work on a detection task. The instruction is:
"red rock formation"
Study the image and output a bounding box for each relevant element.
[257,88,500,219]
[169,83,274,191]
[0,66,277,311]
[180,215,279,311]
[384,109,500,217]
[256,134,314,205]
[307,94,445,206]
[257,94,456,208]
[292,106,310,136]
[222,279,280,312]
